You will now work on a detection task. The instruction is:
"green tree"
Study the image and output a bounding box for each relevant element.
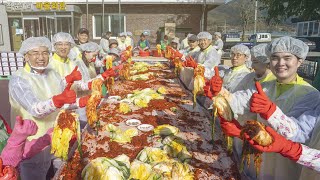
[259,0,320,23]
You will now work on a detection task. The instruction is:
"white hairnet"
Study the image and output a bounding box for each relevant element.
[119,32,126,37]
[19,37,52,55]
[79,42,100,52]
[52,32,75,45]
[266,36,309,60]
[171,37,180,44]
[197,32,212,40]
[231,44,251,60]
[109,48,120,57]
[126,32,133,36]
[214,32,222,37]
[250,43,269,63]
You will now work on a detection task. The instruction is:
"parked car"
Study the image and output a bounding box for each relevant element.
[297,38,317,51]
[249,33,272,44]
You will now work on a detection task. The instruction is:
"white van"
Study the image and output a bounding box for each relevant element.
[249,33,272,43]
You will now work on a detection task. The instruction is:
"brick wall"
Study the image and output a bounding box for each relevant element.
[77,4,203,47]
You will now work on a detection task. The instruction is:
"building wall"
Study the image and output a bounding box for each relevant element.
[77,4,204,46]
[0,5,11,51]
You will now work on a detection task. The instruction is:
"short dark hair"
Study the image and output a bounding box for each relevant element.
[78,28,89,35]
[140,33,145,38]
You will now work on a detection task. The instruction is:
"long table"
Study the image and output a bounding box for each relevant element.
[55,58,239,180]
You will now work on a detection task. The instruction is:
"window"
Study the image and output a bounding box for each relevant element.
[57,17,72,35]
[303,22,308,36]
[313,22,319,36]
[8,18,23,51]
[308,22,314,36]
[297,23,303,36]
[0,25,3,46]
[93,14,125,39]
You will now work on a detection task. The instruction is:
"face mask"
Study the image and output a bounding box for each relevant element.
[27,61,49,71]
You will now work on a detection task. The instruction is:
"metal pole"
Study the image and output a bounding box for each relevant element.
[201,0,206,31]
[86,0,88,29]
[119,0,121,33]
[254,0,258,34]
[102,0,105,35]
[224,19,227,33]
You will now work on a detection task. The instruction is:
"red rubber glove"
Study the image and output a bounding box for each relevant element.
[204,80,213,98]
[189,60,198,69]
[243,126,302,162]
[174,51,183,59]
[182,59,197,68]
[88,81,92,90]
[113,64,124,71]
[219,116,242,138]
[210,66,223,96]
[78,95,90,108]
[101,68,116,80]
[52,84,77,108]
[90,57,96,62]
[250,82,276,120]
[65,66,82,83]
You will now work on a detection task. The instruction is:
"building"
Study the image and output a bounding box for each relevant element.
[0,0,225,52]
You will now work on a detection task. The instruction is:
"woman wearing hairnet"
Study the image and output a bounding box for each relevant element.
[77,42,101,93]
[205,36,320,180]
[9,37,90,179]
[235,43,276,91]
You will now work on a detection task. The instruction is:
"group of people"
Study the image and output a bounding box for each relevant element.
[0,28,122,179]
[180,31,320,179]
[0,27,320,180]
[99,30,151,55]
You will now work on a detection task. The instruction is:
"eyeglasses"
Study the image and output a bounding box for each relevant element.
[231,53,245,58]
[199,39,209,43]
[28,51,50,58]
[55,42,71,48]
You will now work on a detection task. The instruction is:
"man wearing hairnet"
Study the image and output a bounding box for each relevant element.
[205,36,320,180]
[9,37,90,179]
[193,31,221,79]
[221,44,251,93]
[213,32,224,57]
[50,32,116,91]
